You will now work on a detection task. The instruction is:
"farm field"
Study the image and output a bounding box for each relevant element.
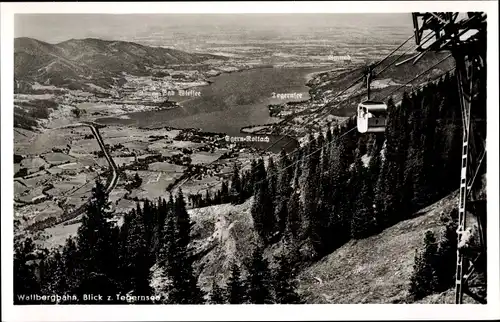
[14,122,260,247]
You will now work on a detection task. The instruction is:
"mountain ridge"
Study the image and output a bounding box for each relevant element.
[14,37,226,91]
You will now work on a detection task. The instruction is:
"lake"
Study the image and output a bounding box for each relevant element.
[98,66,333,152]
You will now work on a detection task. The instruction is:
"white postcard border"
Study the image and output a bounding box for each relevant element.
[1,1,499,321]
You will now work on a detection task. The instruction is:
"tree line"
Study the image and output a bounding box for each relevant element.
[409,209,458,301]
[184,70,485,259]
[208,247,302,304]
[14,68,485,304]
[242,70,484,261]
[14,180,301,304]
[187,163,255,208]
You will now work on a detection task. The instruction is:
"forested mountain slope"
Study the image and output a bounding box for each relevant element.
[14,37,224,91]
[13,55,486,304]
[298,191,460,304]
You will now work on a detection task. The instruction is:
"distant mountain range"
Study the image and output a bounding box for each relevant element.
[14,37,225,91]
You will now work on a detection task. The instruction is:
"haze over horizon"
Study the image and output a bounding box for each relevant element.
[15,13,413,52]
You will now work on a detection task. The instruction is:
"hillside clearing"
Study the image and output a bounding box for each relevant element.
[298,192,462,304]
[150,198,256,296]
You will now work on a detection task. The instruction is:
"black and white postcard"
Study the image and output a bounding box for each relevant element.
[1,1,498,321]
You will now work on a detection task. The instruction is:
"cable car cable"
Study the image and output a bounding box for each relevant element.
[264,74,365,151]
[371,33,415,70]
[187,74,366,194]
[467,147,486,197]
[195,49,454,194]
[193,111,358,195]
[182,32,432,194]
[380,67,455,107]
[375,53,453,102]
[179,70,365,194]
[250,125,358,191]
[281,37,421,144]
[375,27,441,77]
[261,33,420,152]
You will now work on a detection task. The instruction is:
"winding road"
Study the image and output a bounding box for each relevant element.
[53,121,119,220]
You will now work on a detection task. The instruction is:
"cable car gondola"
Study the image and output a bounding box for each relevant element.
[356,64,388,134]
[357,100,387,133]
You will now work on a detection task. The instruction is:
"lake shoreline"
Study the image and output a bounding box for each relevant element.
[97,65,336,139]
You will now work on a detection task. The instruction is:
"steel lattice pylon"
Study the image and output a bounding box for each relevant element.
[411,12,487,304]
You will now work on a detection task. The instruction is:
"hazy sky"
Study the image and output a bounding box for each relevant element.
[15,13,413,45]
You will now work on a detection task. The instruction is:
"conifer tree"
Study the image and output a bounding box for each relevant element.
[274,150,292,237]
[116,210,134,293]
[204,190,211,206]
[166,192,205,304]
[276,149,292,199]
[61,237,80,295]
[247,159,257,191]
[220,181,229,203]
[422,105,439,203]
[302,135,321,253]
[410,146,428,211]
[317,131,325,149]
[141,199,154,254]
[75,180,120,303]
[39,248,67,297]
[267,156,278,205]
[166,241,205,304]
[175,189,191,250]
[226,263,246,304]
[152,198,168,262]
[328,140,351,248]
[274,197,288,237]
[350,162,376,239]
[431,95,450,197]
[125,211,153,301]
[326,123,333,143]
[209,279,225,304]
[158,195,175,262]
[434,210,458,292]
[292,149,303,189]
[409,230,439,300]
[247,246,274,304]
[274,253,302,304]
[285,190,302,243]
[381,98,404,226]
[315,145,335,252]
[300,134,320,187]
[368,141,381,183]
[14,238,41,304]
[243,169,255,199]
[251,177,276,244]
[404,95,427,213]
[255,158,267,183]
[161,200,178,299]
[374,153,389,230]
[367,144,382,233]
[394,92,412,214]
[230,163,242,204]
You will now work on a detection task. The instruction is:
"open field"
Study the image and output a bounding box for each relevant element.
[297,192,469,304]
[14,121,261,247]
